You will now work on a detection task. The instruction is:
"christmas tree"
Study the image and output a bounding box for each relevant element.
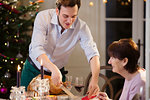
[0,0,43,98]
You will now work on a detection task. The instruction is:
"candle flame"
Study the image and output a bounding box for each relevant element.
[40,59,43,66]
[17,65,21,71]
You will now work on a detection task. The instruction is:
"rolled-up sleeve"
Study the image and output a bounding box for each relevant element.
[29,12,48,60]
[79,23,100,62]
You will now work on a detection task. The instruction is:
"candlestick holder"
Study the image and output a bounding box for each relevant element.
[9,86,26,100]
[34,78,50,97]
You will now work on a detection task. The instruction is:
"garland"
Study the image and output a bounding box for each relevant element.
[0,53,19,61]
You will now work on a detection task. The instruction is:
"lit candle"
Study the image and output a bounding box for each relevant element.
[17,65,21,87]
[40,60,44,79]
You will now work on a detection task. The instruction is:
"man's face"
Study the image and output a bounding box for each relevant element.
[56,5,78,29]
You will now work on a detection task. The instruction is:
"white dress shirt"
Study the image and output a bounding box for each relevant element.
[29,9,99,72]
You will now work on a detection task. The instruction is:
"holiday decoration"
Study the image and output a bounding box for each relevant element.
[0,87,7,94]
[0,0,43,98]
[4,70,11,79]
[9,86,26,100]
[16,52,23,59]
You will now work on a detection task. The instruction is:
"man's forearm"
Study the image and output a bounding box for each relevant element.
[37,54,60,73]
[90,56,100,83]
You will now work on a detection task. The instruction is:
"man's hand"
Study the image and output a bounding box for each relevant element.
[51,68,63,87]
[87,79,100,98]
[37,54,63,87]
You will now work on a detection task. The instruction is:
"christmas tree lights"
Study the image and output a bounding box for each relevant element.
[0,0,43,98]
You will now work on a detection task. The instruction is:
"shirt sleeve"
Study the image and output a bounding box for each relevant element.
[128,79,145,100]
[29,11,49,60]
[79,23,100,62]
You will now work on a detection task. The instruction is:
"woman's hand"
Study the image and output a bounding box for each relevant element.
[97,92,110,100]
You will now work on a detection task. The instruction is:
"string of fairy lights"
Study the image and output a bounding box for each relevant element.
[0,53,24,65]
[0,0,44,65]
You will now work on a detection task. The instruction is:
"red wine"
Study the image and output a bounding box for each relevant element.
[75,85,84,92]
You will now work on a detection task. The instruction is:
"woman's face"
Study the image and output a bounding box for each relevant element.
[108,57,127,74]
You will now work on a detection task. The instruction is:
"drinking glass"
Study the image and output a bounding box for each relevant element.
[74,76,84,96]
[65,75,73,91]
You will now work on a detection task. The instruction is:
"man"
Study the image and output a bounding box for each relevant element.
[21,0,100,97]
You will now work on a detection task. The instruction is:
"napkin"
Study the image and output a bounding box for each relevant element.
[81,96,97,100]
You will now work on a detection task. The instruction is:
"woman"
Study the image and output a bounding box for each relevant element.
[98,39,146,100]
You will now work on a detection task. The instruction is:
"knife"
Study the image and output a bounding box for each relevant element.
[60,85,75,98]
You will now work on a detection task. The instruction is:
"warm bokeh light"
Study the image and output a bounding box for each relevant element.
[11,61,13,64]
[5,60,7,62]
[36,0,44,3]
[4,43,7,46]
[17,65,21,71]
[89,2,94,6]
[121,1,125,5]
[21,61,24,64]
[125,2,129,6]
[103,0,107,3]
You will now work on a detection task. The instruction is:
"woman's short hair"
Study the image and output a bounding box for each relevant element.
[108,39,140,73]
[56,0,81,10]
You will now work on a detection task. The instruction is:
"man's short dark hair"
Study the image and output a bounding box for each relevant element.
[108,38,140,73]
[56,0,81,10]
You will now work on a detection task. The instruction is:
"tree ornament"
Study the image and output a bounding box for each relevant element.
[17,30,19,37]
[7,41,9,47]
[0,83,3,88]
[6,21,9,25]
[0,83,7,94]
[16,52,23,59]
[0,87,7,94]
[29,0,34,5]
[4,69,11,79]
[29,11,34,17]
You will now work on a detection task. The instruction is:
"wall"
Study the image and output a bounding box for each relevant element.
[146,0,150,99]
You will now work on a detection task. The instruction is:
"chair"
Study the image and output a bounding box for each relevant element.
[83,66,124,100]
[132,93,141,100]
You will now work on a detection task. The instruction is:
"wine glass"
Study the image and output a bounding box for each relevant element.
[65,75,73,91]
[74,76,84,95]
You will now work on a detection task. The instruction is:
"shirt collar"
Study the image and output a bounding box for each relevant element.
[51,12,59,25]
[51,11,77,29]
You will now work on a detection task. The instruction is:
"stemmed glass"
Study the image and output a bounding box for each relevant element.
[65,76,73,91]
[74,76,84,96]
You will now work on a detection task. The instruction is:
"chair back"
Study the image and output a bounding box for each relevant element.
[132,93,141,100]
[83,66,124,100]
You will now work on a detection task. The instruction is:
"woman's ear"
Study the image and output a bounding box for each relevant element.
[122,57,128,66]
